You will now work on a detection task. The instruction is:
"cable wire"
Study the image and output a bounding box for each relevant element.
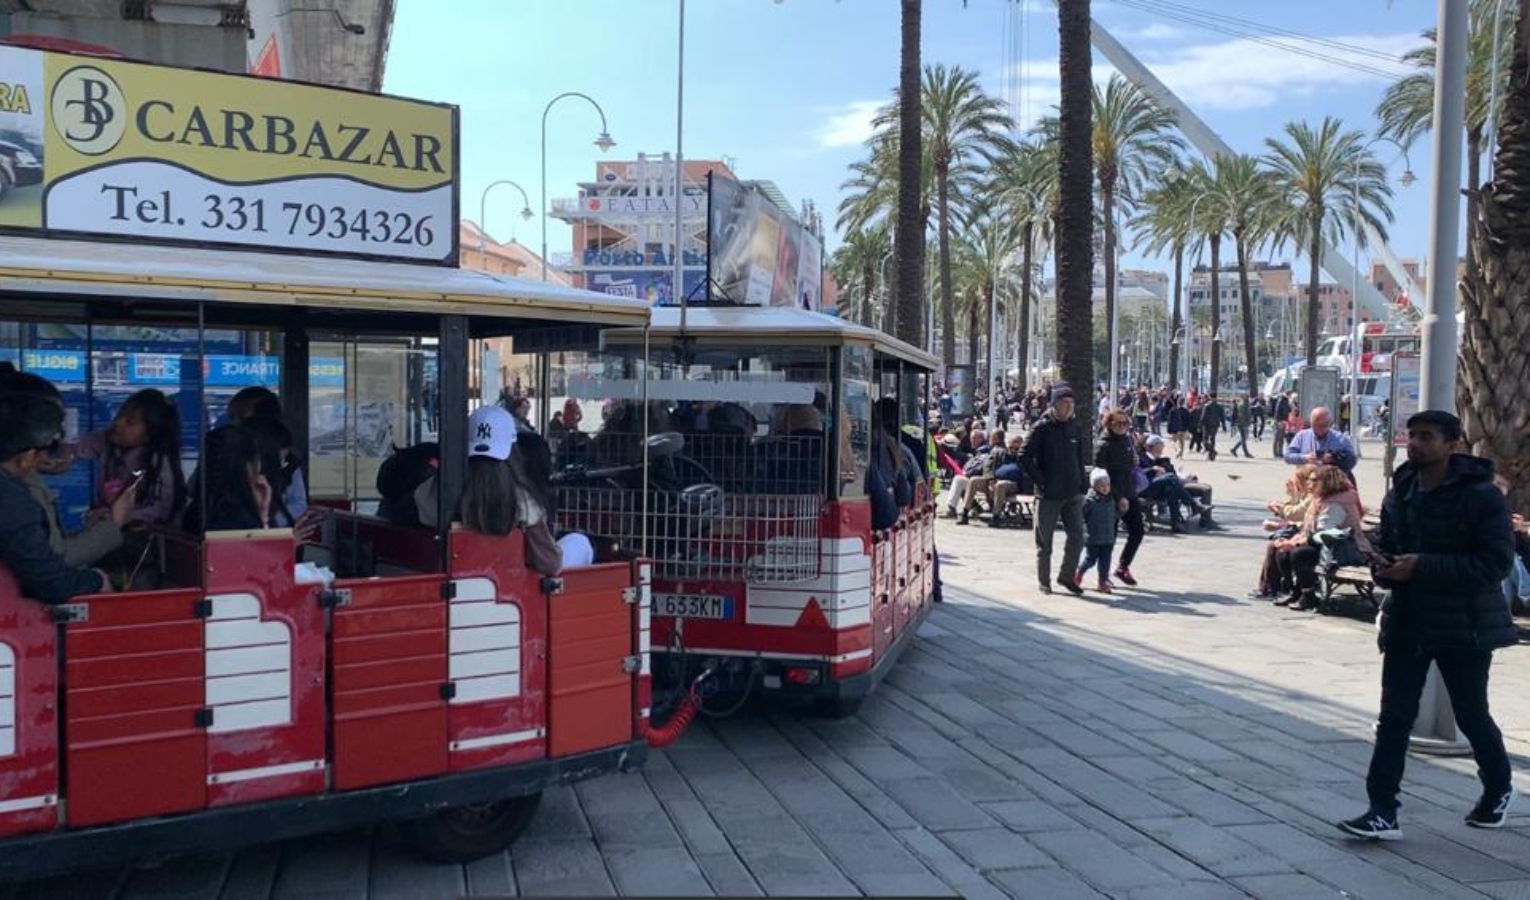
[1120,0,1413,64]
[1108,0,1412,80]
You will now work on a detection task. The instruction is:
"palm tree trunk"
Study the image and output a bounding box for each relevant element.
[1465,125,1483,280]
[861,261,876,327]
[984,274,996,388]
[967,294,980,369]
[1209,232,1222,392]
[1236,233,1257,397]
[1019,221,1034,389]
[1460,0,1530,511]
[1056,0,1095,431]
[1305,216,1322,366]
[893,0,926,350]
[1102,180,1118,399]
[1169,242,1183,390]
[938,168,957,363]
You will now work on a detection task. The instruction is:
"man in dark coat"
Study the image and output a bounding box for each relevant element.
[0,393,111,604]
[1199,395,1226,461]
[1339,410,1517,840]
[1020,385,1088,596]
[1271,391,1293,458]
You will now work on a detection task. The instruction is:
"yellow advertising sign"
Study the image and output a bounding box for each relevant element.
[0,45,459,263]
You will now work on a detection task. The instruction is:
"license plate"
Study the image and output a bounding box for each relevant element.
[652,593,732,620]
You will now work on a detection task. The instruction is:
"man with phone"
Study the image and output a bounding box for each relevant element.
[1338,410,1516,840]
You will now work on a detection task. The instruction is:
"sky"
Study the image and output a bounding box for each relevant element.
[384,0,1447,283]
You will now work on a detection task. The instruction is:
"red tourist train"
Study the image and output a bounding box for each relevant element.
[0,235,663,878]
[547,306,940,718]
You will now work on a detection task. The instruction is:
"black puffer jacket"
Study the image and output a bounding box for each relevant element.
[1020,412,1088,501]
[1094,431,1138,501]
[1377,455,1517,653]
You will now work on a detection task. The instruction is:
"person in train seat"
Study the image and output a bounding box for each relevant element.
[183,424,276,533]
[226,386,308,521]
[415,406,593,577]
[0,364,135,568]
[0,391,114,602]
[68,388,186,528]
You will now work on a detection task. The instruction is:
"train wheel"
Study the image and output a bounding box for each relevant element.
[400,791,543,863]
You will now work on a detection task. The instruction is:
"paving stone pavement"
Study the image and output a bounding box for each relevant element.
[10,436,1530,898]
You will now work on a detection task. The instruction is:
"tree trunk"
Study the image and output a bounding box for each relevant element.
[937,167,956,363]
[1209,232,1222,393]
[1465,125,1483,283]
[1102,179,1117,403]
[1460,0,1530,511]
[967,294,980,370]
[1055,0,1095,433]
[861,260,876,327]
[1169,243,1183,390]
[1305,217,1322,366]
[1019,221,1034,390]
[893,0,926,350]
[1236,231,1257,397]
[985,274,996,389]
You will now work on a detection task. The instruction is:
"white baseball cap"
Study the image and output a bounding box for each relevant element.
[468,405,517,461]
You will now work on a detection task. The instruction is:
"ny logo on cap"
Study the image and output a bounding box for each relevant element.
[476,422,493,440]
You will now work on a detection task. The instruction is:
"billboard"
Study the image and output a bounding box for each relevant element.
[707,172,823,309]
[585,269,705,306]
[0,44,459,264]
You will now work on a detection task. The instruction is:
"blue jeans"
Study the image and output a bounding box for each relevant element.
[1078,543,1114,580]
[1503,557,1530,611]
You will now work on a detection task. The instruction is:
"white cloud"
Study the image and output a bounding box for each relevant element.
[1120,23,1186,42]
[1140,32,1416,111]
[814,100,884,150]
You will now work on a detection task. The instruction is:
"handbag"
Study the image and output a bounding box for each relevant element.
[1313,527,1364,568]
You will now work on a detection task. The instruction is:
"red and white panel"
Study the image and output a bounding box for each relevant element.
[745,537,871,629]
[0,643,13,759]
[448,577,522,705]
[205,593,292,734]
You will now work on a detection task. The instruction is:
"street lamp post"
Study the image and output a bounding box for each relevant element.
[540,93,615,282]
[478,180,533,270]
[1350,137,1415,455]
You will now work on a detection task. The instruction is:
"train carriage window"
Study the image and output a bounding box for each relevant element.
[840,344,873,501]
[308,339,436,509]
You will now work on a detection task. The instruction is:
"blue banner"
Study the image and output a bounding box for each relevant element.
[130,354,183,384]
[21,349,88,382]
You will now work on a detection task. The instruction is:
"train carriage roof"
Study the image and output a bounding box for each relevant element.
[627,306,939,371]
[0,236,649,329]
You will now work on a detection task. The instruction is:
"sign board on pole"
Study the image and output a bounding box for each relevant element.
[946,365,975,418]
[1297,365,1341,423]
[0,44,459,264]
[707,172,823,309]
[1385,351,1421,479]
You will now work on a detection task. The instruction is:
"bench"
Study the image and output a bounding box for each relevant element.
[1320,564,1379,610]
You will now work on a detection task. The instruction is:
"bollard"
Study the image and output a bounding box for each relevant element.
[1407,663,1471,756]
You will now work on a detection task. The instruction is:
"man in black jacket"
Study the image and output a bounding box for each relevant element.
[1200,395,1226,461]
[1339,411,1516,841]
[1272,391,1293,458]
[1020,385,1087,596]
[0,393,110,604]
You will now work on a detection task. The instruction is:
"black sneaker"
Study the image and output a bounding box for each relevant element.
[1058,580,1084,596]
[1337,811,1402,841]
[1466,790,1513,829]
[1038,582,1053,595]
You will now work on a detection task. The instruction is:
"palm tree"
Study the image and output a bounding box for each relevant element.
[955,210,1024,386]
[1376,0,1512,273]
[1461,0,1530,510]
[1181,160,1230,392]
[993,140,1055,391]
[894,0,926,350]
[1210,153,1278,395]
[1263,118,1395,365]
[1039,75,1184,395]
[1055,0,1096,425]
[831,226,891,327]
[1133,174,1198,389]
[876,65,1014,363]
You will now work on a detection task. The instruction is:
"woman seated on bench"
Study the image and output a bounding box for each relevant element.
[1270,465,1369,611]
[1251,464,1318,600]
[416,406,592,577]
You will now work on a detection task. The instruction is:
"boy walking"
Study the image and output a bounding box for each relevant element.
[1074,469,1121,593]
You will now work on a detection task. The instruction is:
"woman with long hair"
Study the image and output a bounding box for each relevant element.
[72,389,185,527]
[183,425,270,534]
